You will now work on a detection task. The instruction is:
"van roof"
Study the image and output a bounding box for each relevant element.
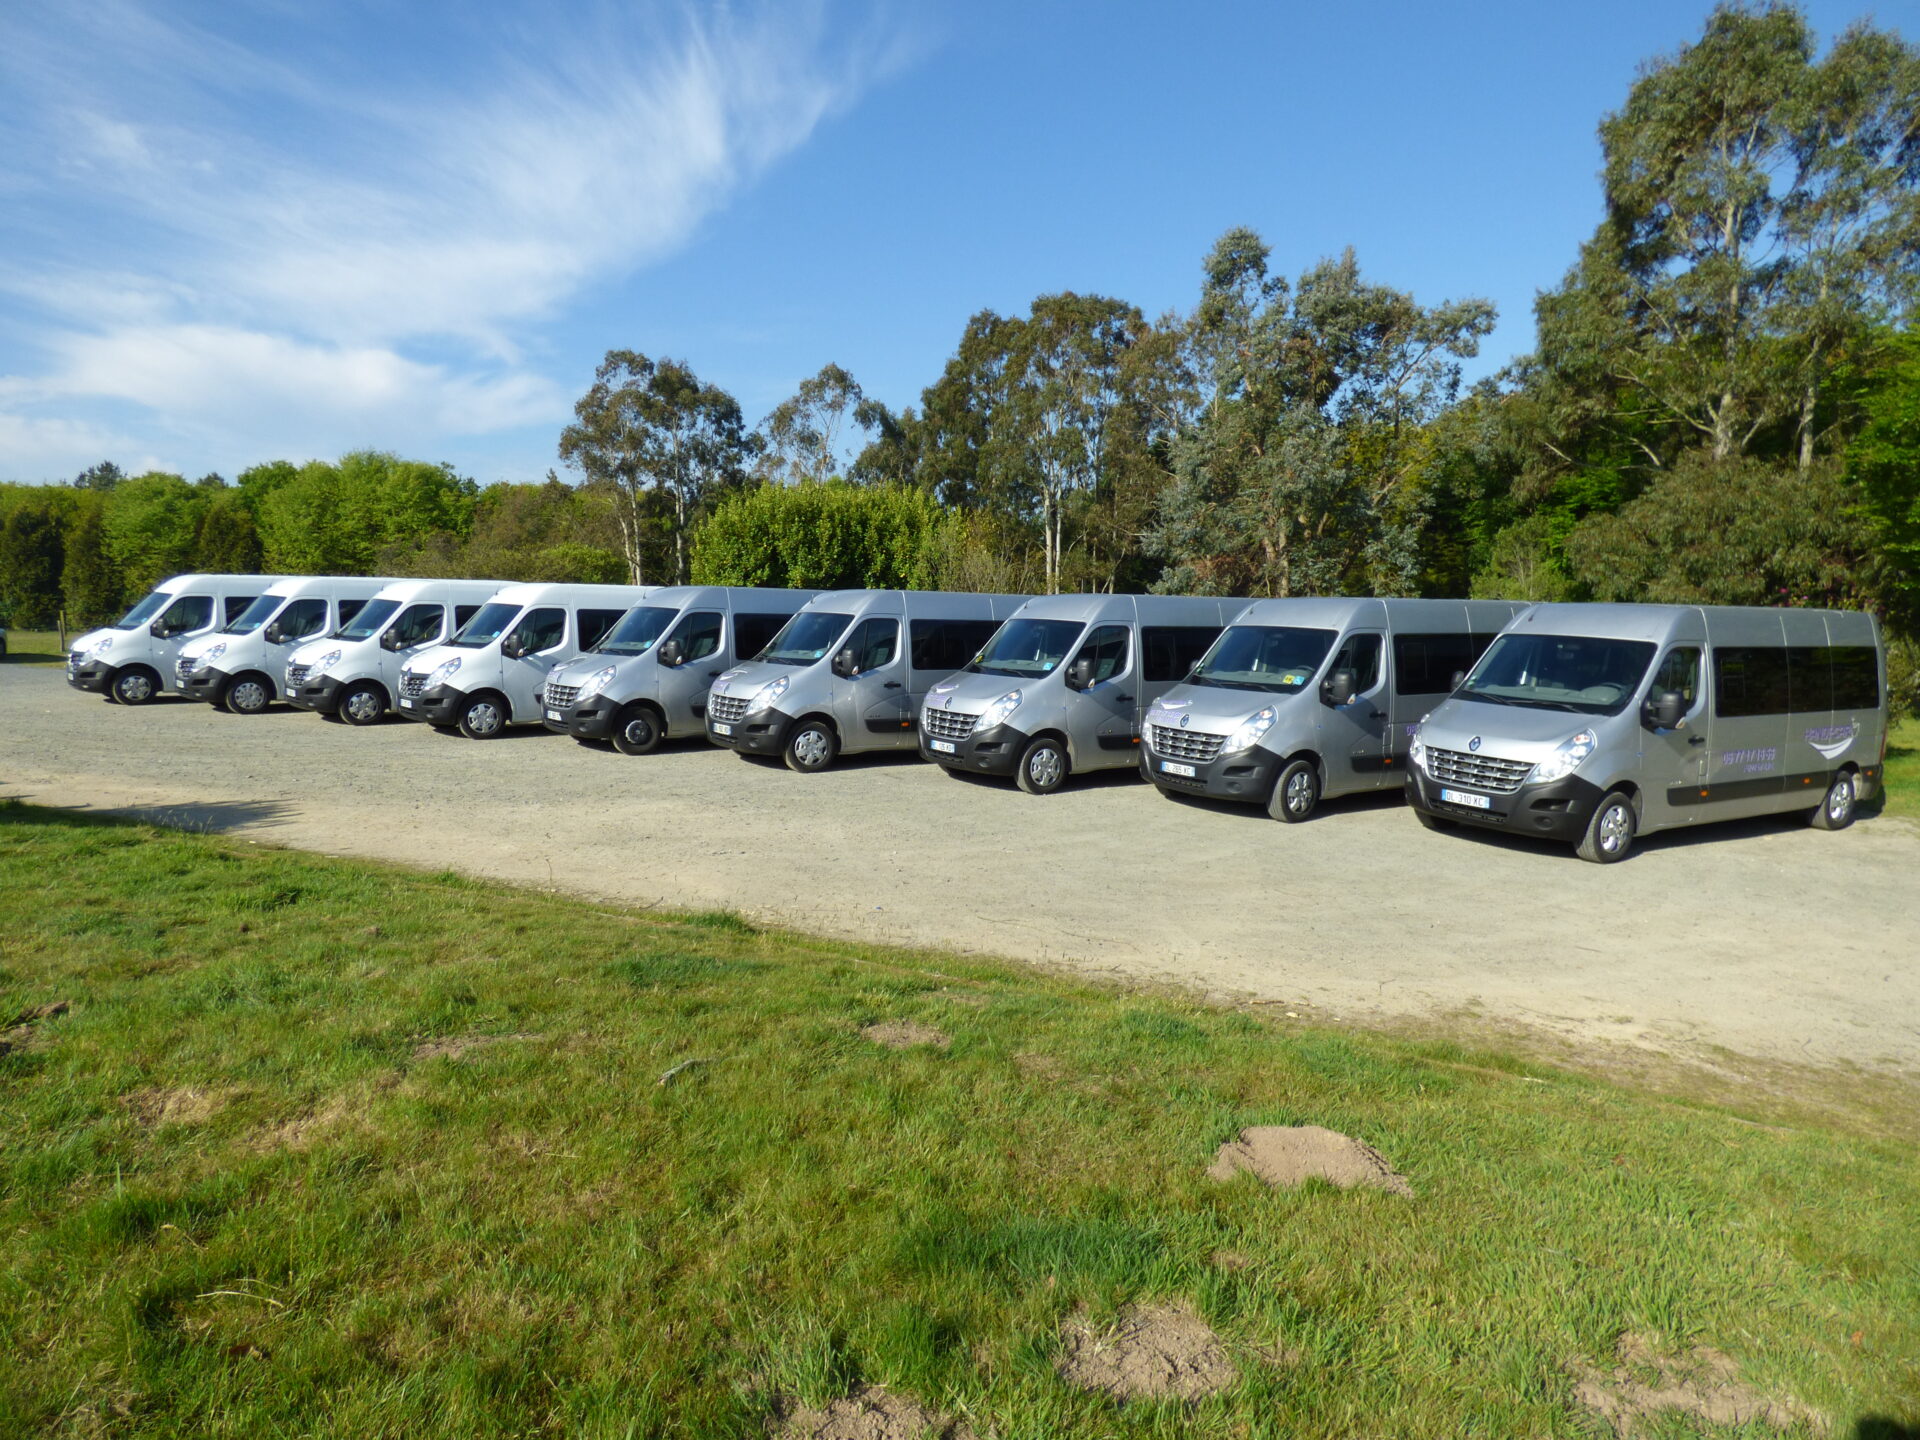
[1006,593,1240,625]
[156,573,282,591]
[367,578,513,601]
[260,575,398,597]
[796,589,1030,617]
[1225,596,1525,630]
[1511,602,1881,647]
[633,586,820,609]
[485,582,660,604]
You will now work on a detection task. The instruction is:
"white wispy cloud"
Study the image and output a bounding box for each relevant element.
[0,0,909,479]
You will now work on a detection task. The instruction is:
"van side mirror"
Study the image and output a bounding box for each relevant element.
[831,648,856,679]
[1450,670,1467,691]
[379,630,402,652]
[1066,657,1096,691]
[1645,690,1684,729]
[148,620,171,638]
[1322,669,1356,706]
[658,639,684,668]
[263,623,285,645]
[501,637,525,660]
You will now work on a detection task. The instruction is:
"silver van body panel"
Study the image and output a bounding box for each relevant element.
[172,575,395,705]
[283,578,511,716]
[918,593,1238,780]
[706,589,1030,760]
[66,573,281,697]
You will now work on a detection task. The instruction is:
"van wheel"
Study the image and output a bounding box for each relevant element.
[611,704,662,756]
[111,666,159,706]
[457,694,509,739]
[1810,772,1856,831]
[1268,759,1320,823]
[339,682,387,726]
[785,720,838,773]
[226,674,273,715]
[1576,790,1636,863]
[1016,737,1068,795]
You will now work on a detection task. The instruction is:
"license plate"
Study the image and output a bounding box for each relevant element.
[930,739,956,754]
[1160,761,1197,778]
[546,709,562,722]
[712,722,733,736]
[1440,787,1491,810]
[399,698,413,709]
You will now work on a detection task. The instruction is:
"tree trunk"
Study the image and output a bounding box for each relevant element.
[616,486,645,584]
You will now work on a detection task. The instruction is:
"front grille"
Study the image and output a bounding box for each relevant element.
[1427,746,1533,794]
[1150,723,1226,763]
[175,656,198,681]
[543,680,581,709]
[286,664,311,688]
[922,706,977,742]
[708,693,750,725]
[399,672,426,699]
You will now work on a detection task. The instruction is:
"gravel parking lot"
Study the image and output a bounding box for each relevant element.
[3,664,1915,1074]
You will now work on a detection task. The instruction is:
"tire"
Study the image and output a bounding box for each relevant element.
[225,674,273,715]
[610,704,663,756]
[457,693,509,740]
[339,681,387,727]
[1576,789,1636,864]
[1015,736,1068,795]
[1268,758,1321,823]
[111,666,159,706]
[1810,771,1856,831]
[784,719,839,773]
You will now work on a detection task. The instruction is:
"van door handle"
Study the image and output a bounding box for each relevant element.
[707,669,722,678]
[1689,735,1707,746]
[1117,694,1134,703]
[884,681,902,689]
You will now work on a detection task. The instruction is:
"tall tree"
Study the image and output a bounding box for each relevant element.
[756,364,864,485]
[193,492,263,572]
[60,498,121,624]
[72,461,123,492]
[559,351,753,584]
[0,501,65,627]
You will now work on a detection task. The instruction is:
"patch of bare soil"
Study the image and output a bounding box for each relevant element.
[1,998,72,1057]
[1207,1125,1413,1197]
[122,1086,232,1127]
[252,1094,356,1151]
[410,1032,541,1061]
[772,1385,974,1439]
[1209,1249,1251,1271]
[1570,1332,1826,1435]
[1011,1051,1062,1079]
[861,1021,950,1051]
[1056,1302,1238,1402]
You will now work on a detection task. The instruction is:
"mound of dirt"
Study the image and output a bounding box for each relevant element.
[1056,1302,1237,1402]
[122,1086,231,1127]
[773,1385,974,1439]
[410,1032,540,1061]
[861,1021,950,1050]
[1207,1125,1412,1197]
[1571,1332,1825,1435]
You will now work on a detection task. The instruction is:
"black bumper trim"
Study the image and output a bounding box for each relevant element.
[707,707,791,754]
[1142,742,1283,804]
[1404,770,1607,843]
[394,683,467,726]
[543,701,618,740]
[287,676,346,714]
[176,666,233,703]
[66,663,113,694]
[920,722,1029,777]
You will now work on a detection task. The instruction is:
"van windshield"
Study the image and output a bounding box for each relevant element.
[221,594,286,635]
[334,599,399,641]
[1462,633,1656,715]
[761,611,854,665]
[968,619,1084,678]
[450,602,523,648]
[595,606,678,656]
[1191,625,1335,693]
[112,592,171,629]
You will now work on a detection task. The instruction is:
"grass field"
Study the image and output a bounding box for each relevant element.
[1,629,67,665]
[1879,716,1919,823]
[1,801,1916,1438]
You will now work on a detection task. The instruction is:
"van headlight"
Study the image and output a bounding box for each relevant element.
[746,675,788,714]
[1530,729,1597,784]
[578,665,617,699]
[202,642,227,664]
[92,635,114,654]
[1225,706,1277,752]
[428,656,462,688]
[981,689,1022,728]
[1409,734,1427,771]
[311,649,342,675]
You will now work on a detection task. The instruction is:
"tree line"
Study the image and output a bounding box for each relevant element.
[3,5,1915,703]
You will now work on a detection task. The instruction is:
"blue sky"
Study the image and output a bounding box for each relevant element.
[0,0,1903,486]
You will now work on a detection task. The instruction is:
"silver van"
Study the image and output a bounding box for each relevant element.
[174,575,394,712]
[395,582,657,738]
[918,593,1235,793]
[1144,597,1526,821]
[283,578,510,725]
[539,587,818,754]
[65,573,277,705]
[705,589,1028,771]
[1406,603,1888,862]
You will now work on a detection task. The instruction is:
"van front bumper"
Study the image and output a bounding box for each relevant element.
[175,666,232,703]
[287,676,344,714]
[706,707,789,754]
[66,659,114,694]
[394,683,464,725]
[1141,743,1282,804]
[920,722,1026,777]
[543,698,617,740]
[1404,769,1605,842]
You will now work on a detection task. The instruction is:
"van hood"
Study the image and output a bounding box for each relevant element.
[1146,683,1303,739]
[288,637,358,671]
[1416,696,1605,763]
[176,633,228,661]
[70,627,112,654]
[711,660,805,700]
[923,672,1028,716]
[401,643,462,679]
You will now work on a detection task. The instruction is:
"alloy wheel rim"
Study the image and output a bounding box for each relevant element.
[120,673,152,702]
[345,690,380,722]
[794,730,829,766]
[1828,780,1852,821]
[468,703,502,735]
[1029,747,1063,788]
[233,681,267,711]
[1599,803,1630,852]
[1286,771,1313,814]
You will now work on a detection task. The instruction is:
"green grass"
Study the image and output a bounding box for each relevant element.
[0,629,67,665]
[1879,716,1920,823]
[1,802,1915,1438]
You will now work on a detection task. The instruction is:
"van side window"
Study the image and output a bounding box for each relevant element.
[1651,647,1701,708]
[577,609,625,651]
[389,604,442,648]
[911,618,1001,672]
[1786,647,1833,713]
[159,595,214,634]
[1075,625,1130,682]
[338,598,366,626]
[670,611,723,662]
[1330,632,1383,693]
[845,617,899,673]
[733,613,789,659]
[272,598,328,641]
[1392,632,1487,695]
[1141,626,1221,683]
[454,605,482,629]
[508,607,567,654]
[1714,647,1793,718]
[223,596,256,624]
[1828,645,1880,710]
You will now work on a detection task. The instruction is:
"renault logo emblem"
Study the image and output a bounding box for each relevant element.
[1468,736,1482,752]
[1179,715,1190,728]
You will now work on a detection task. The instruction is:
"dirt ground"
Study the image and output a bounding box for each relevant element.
[3,666,1915,1076]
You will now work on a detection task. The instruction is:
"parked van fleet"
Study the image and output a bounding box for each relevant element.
[705,589,1029,771]
[282,579,510,725]
[539,587,818,754]
[173,576,393,713]
[1405,603,1887,863]
[1144,598,1526,821]
[65,574,279,705]
[918,593,1235,793]
[395,582,657,738]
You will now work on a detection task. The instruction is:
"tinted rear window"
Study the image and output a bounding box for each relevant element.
[1393,632,1490,696]
[1142,626,1221,683]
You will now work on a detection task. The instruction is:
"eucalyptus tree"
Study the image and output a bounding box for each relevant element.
[756,363,865,485]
